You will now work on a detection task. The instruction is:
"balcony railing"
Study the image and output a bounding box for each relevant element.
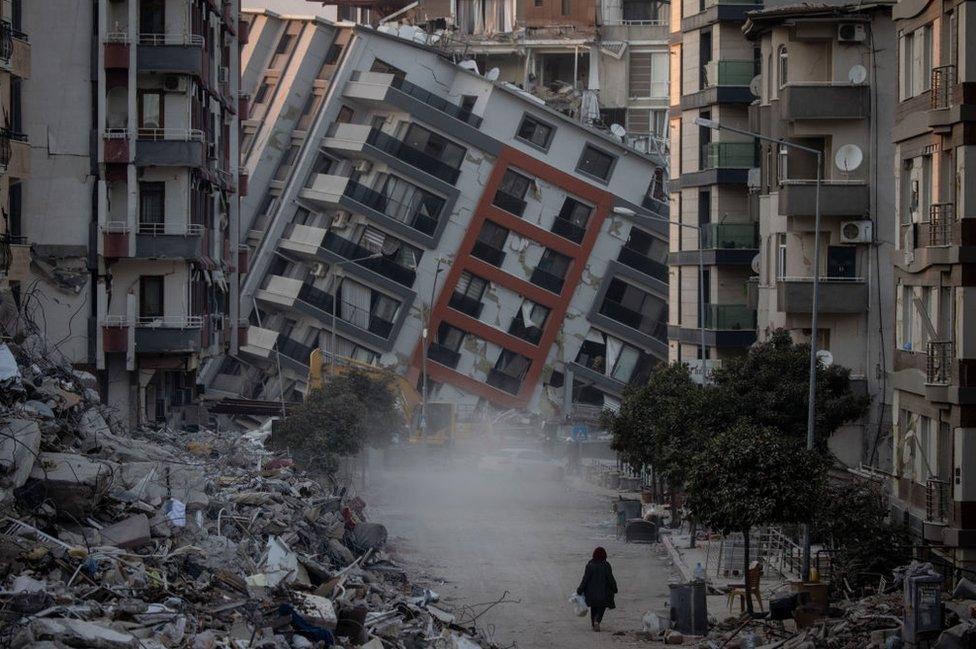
[931,65,956,110]
[486,368,523,395]
[551,217,587,244]
[701,223,759,249]
[343,179,439,236]
[492,190,527,217]
[508,319,543,345]
[322,232,416,287]
[472,240,506,267]
[702,142,755,169]
[617,247,668,282]
[137,223,205,236]
[703,304,756,330]
[427,342,462,369]
[529,267,566,294]
[138,33,205,46]
[448,292,484,318]
[297,282,335,313]
[366,128,461,184]
[0,21,11,62]
[0,128,12,168]
[702,59,757,88]
[926,478,950,524]
[927,203,955,246]
[389,76,483,128]
[926,340,953,385]
[599,299,667,341]
[277,337,315,365]
[134,315,204,328]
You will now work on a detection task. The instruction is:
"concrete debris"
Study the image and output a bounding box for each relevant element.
[0,332,496,649]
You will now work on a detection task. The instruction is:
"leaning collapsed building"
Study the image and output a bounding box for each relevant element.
[0,0,243,427]
[209,20,670,419]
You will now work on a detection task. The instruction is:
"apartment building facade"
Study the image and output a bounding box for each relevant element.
[666,0,761,377]
[743,3,896,466]
[211,24,670,419]
[889,0,976,576]
[6,0,243,426]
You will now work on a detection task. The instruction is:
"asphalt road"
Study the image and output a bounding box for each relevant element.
[368,458,674,648]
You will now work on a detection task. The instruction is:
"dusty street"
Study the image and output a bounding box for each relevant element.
[368,457,674,648]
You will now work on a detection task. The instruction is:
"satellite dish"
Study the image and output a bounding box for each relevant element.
[751,254,761,274]
[848,64,868,85]
[749,75,762,97]
[835,144,863,172]
[459,59,479,75]
[486,67,500,81]
[610,123,626,139]
[816,349,834,366]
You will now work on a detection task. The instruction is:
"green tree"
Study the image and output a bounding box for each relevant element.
[273,369,403,473]
[711,329,870,448]
[686,422,828,615]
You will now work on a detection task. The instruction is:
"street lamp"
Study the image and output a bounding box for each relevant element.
[694,116,823,582]
[613,207,707,372]
[420,259,448,437]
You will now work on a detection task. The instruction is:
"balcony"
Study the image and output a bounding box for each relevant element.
[777,277,868,314]
[471,240,506,267]
[344,179,439,236]
[277,337,315,369]
[492,190,527,217]
[390,76,482,128]
[486,368,523,395]
[135,129,206,167]
[617,247,668,282]
[701,142,755,169]
[427,342,462,369]
[137,33,205,76]
[926,478,950,525]
[448,292,484,318]
[103,129,131,164]
[927,203,955,246]
[364,128,461,185]
[508,319,543,345]
[781,84,870,120]
[345,72,483,128]
[704,304,756,330]
[529,267,566,294]
[931,65,956,110]
[778,181,869,217]
[322,232,416,287]
[134,315,203,353]
[551,217,587,244]
[926,341,953,386]
[702,59,755,87]
[240,325,279,363]
[701,223,758,249]
[599,299,667,341]
[134,223,203,259]
[297,282,335,315]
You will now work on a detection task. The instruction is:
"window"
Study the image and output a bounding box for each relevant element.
[643,168,667,206]
[336,105,354,124]
[629,52,668,99]
[139,182,165,229]
[140,0,165,33]
[826,246,856,278]
[460,95,477,115]
[776,233,787,279]
[622,0,660,22]
[378,175,445,231]
[698,190,711,225]
[403,124,466,168]
[516,115,554,149]
[538,249,571,279]
[436,322,466,351]
[370,292,399,325]
[138,90,163,129]
[271,33,295,69]
[324,43,344,65]
[493,350,531,379]
[498,169,532,199]
[253,81,272,105]
[577,145,616,182]
[558,197,592,228]
[370,58,406,84]
[509,299,549,344]
[139,276,165,319]
[478,220,509,248]
[778,46,788,87]
[562,0,570,14]
[273,144,300,182]
[601,278,667,339]
[626,108,667,138]
[625,228,667,263]
[454,271,488,301]
[297,92,324,131]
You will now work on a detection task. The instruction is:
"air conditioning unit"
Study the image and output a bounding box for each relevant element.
[312,262,328,277]
[840,220,873,244]
[331,210,351,229]
[838,23,867,43]
[163,75,188,92]
[353,160,373,175]
[218,66,230,83]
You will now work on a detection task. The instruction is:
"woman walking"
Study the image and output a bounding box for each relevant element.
[576,546,618,631]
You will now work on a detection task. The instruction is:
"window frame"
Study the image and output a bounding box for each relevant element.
[515,113,556,152]
[575,144,618,184]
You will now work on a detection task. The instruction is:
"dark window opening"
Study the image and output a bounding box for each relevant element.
[139,276,165,319]
[577,145,616,181]
[516,115,554,149]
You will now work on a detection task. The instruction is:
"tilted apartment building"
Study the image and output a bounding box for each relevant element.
[209,22,670,419]
[1,0,243,427]
[0,0,29,290]
[743,3,896,467]
[888,0,976,577]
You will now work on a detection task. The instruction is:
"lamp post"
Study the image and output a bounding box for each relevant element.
[421,259,447,438]
[613,208,707,373]
[694,116,823,581]
[328,251,387,373]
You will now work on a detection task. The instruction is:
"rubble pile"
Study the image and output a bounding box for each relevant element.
[0,336,494,648]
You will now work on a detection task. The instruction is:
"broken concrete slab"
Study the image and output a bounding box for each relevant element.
[292,592,338,630]
[98,513,151,549]
[0,419,41,489]
[29,618,138,648]
[29,452,115,517]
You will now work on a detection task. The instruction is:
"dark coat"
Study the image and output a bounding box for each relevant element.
[576,559,618,609]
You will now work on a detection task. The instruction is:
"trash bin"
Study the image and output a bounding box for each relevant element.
[617,498,642,520]
[904,570,942,644]
[669,581,708,636]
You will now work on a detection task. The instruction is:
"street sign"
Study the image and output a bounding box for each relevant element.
[571,424,589,441]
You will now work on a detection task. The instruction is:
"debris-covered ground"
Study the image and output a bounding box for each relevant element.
[0,333,498,648]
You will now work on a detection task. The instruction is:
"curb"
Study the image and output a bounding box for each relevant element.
[661,532,695,582]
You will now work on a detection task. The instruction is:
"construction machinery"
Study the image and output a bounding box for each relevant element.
[307,348,455,447]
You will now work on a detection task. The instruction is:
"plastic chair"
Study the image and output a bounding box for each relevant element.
[727,561,764,612]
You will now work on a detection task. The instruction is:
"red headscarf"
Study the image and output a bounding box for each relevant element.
[592,546,607,562]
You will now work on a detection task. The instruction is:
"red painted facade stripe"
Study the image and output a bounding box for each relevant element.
[409,144,614,407]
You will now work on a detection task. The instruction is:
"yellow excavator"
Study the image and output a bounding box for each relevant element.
[307,348,455,447]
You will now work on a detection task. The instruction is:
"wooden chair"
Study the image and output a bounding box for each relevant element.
[727,561,764,612]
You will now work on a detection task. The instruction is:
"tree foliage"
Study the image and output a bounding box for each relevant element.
[273,369,403,473]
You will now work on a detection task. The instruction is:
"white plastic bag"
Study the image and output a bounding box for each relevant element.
[570,593,588,617]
